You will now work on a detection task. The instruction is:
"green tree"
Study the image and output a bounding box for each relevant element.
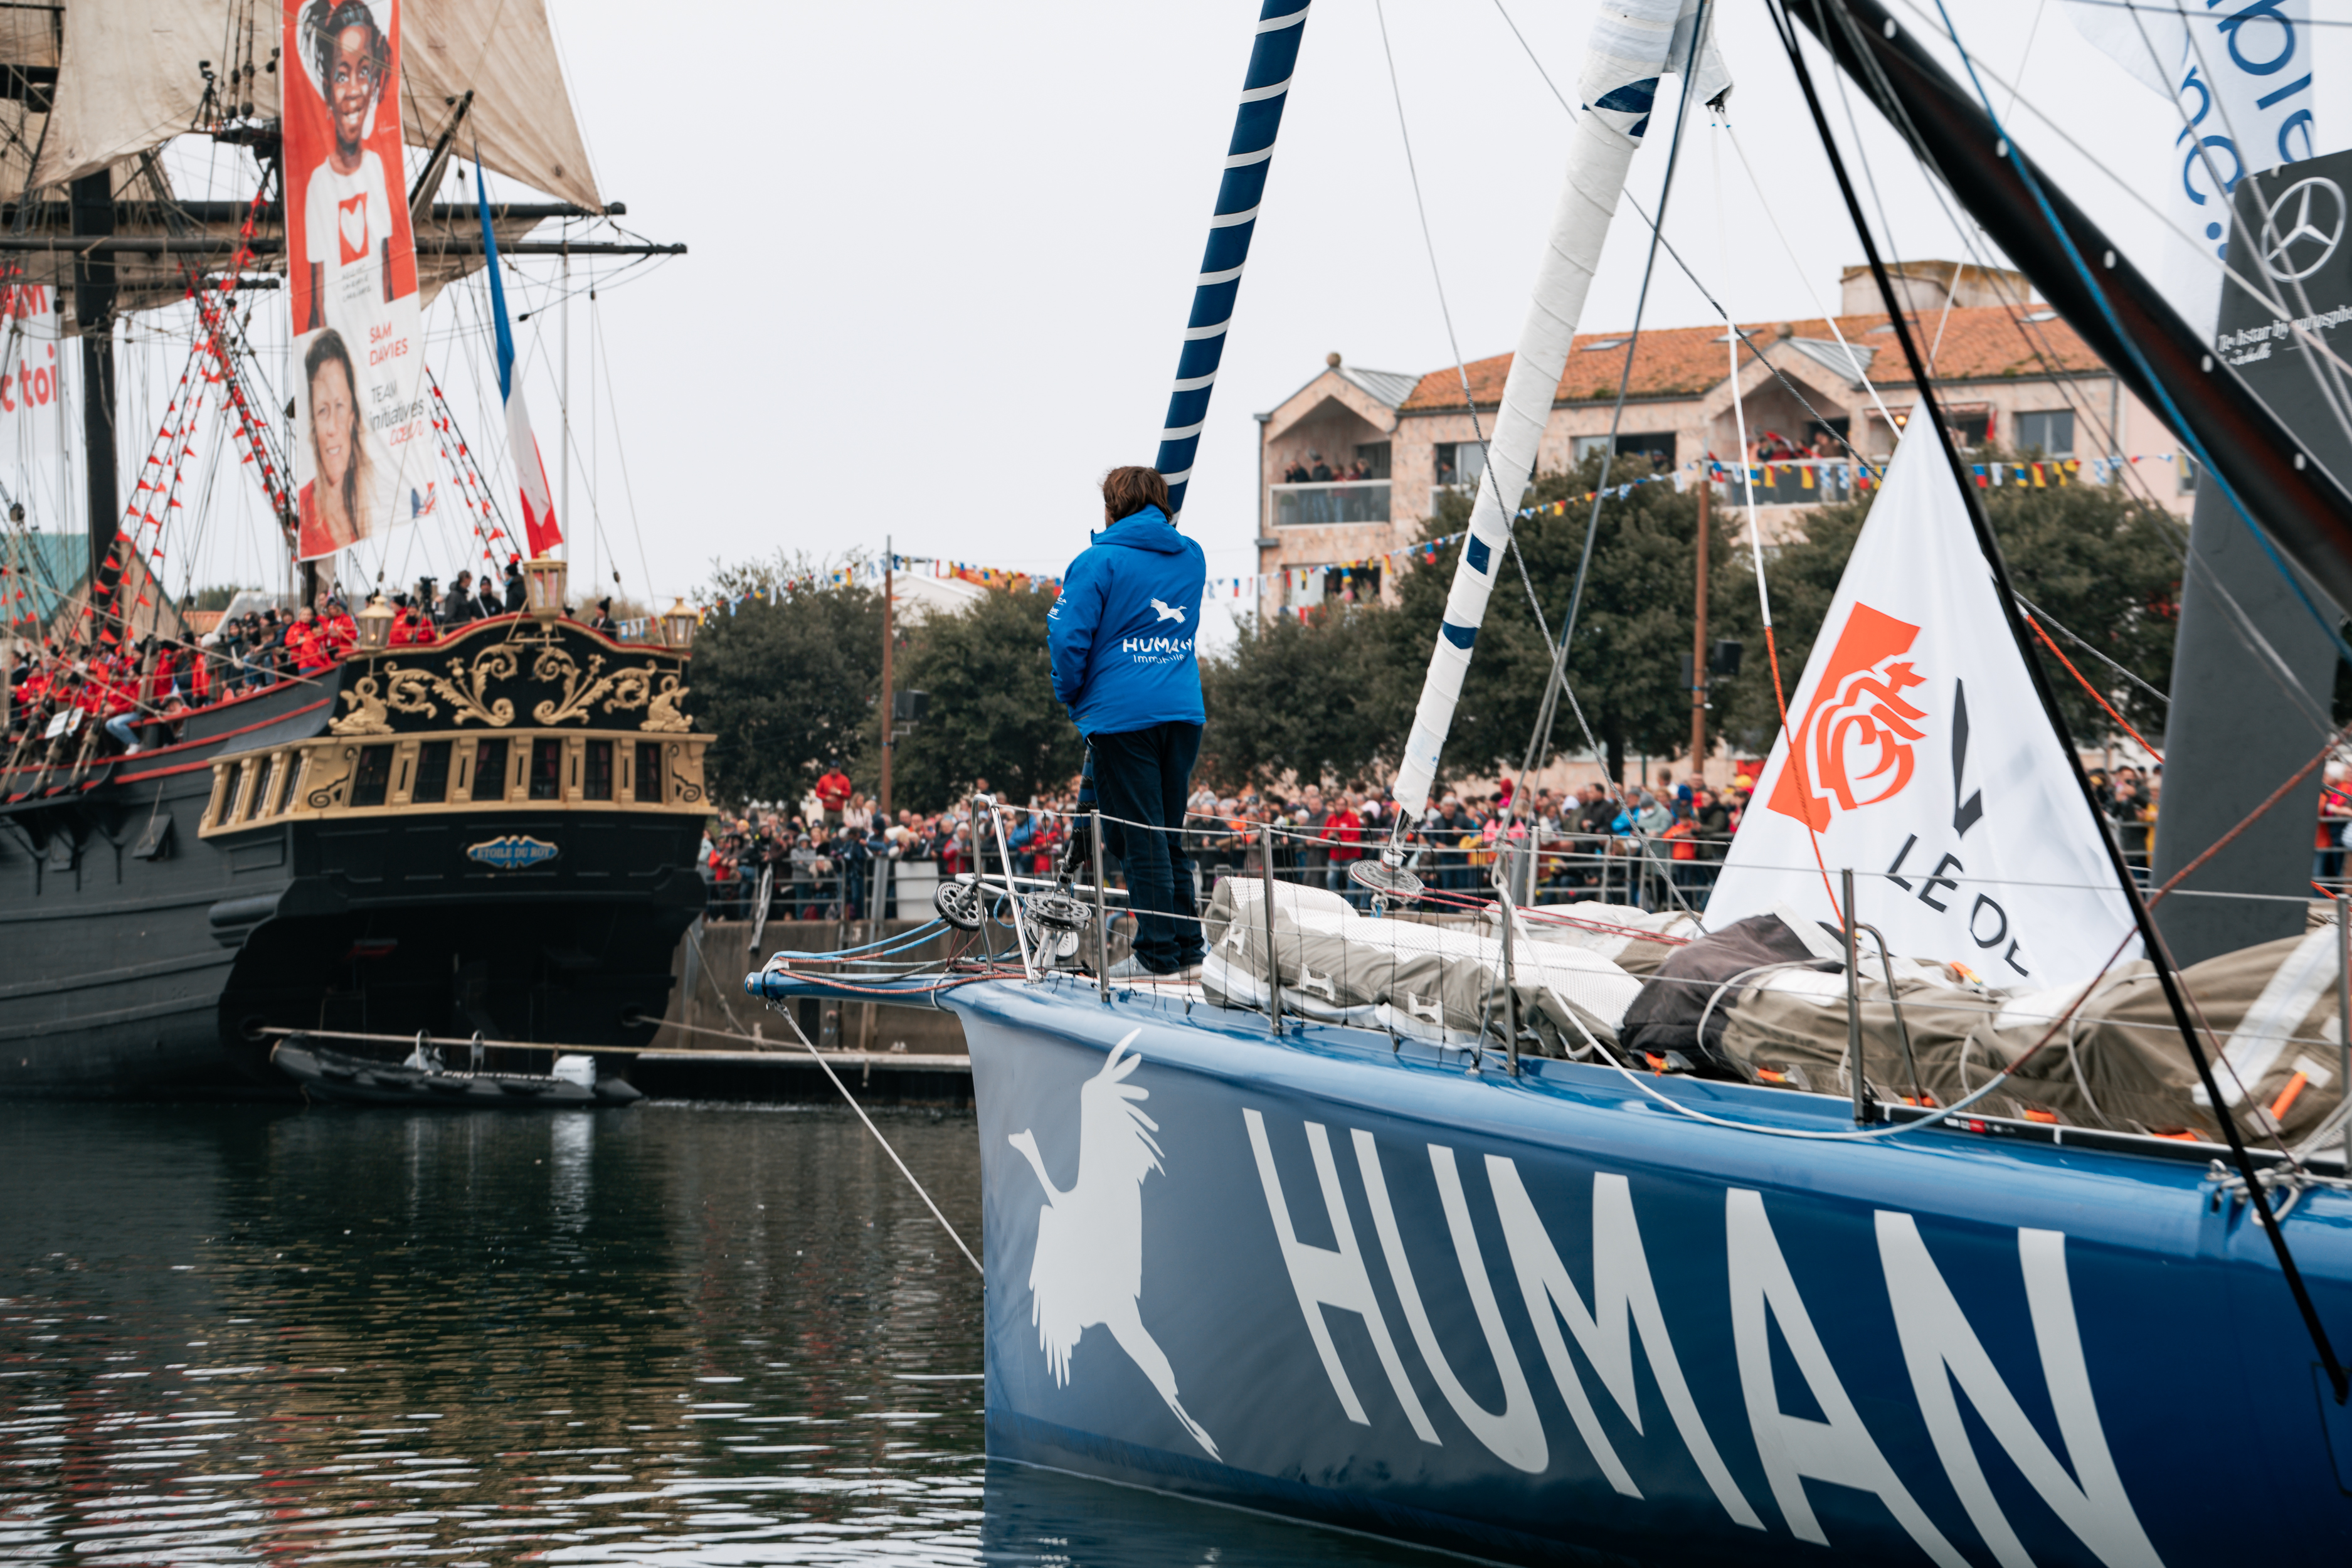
[1198,605,1389,790]
[885,588,1084,812]
[1707,456,2181,751]
[691,565,884,808]
[1383,453,1731,784]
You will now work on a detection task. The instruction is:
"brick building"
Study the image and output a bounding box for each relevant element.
[1250,262,2191,618]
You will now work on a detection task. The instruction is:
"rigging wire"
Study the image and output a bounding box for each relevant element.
[1511,3,1715,818]
[1822,0,2352,676]
[1780,0,2351,1404]
[1793,0,2346,733]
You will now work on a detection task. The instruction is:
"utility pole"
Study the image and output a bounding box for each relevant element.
[1689,478,1710,775]
[879,536,894,818]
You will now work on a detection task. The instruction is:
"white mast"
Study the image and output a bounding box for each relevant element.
[1386,0,1725,828]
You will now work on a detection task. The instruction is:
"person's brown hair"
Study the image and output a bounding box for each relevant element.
[1100,466,1172,522]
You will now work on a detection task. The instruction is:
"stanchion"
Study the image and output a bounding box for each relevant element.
[1262,822,1281,1035]
[1842,867,1870,1124]
[1093,808,1110,1005]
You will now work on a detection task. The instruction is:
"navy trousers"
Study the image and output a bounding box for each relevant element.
[1088,722,1205,972]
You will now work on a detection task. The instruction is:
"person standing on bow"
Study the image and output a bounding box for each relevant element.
[1049,466,1207,980]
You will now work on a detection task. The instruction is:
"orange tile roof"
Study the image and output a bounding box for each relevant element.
[1397,304,2106,411]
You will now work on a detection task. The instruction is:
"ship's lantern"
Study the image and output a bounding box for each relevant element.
[660,597,697,650]
[357,593,396,652]
[524,556,568,623]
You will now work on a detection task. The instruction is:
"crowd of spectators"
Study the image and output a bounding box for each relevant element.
[3,559,543,768]
[703,768,1781,926]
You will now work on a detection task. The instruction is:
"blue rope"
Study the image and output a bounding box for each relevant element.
[763,918,949,962]
[1925,1,2352,671]
[1152,3,1311,514]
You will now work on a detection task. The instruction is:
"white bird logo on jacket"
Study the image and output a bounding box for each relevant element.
[1150,598,1187,623]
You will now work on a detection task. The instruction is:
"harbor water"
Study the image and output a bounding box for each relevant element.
[0,1102,1436,1565]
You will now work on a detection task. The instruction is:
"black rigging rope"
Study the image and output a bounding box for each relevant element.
[1771,0,2349,1406]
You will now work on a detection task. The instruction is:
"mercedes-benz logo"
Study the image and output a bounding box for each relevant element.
[2258,176,2345,282]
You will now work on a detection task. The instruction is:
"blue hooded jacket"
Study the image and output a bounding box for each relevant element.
[1048,505,1206,737]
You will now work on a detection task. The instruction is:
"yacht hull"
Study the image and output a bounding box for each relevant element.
[952,978,2352,1566]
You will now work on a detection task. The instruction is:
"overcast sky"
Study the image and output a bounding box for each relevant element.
[95,3,2351,627]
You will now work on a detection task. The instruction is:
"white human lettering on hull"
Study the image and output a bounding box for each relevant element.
[1488,1160,1762,1526]
[1728,1187,1971,1565]
[1355,1135,1546,1472]
[1877,1214,2164,1568]
[1242,1110,1439,1441]
[1242,1111,2160,1564]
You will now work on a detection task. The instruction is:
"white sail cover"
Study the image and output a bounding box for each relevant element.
[1702,409,2136,991]
[1390,0,1726,820]
[31,0,601,212]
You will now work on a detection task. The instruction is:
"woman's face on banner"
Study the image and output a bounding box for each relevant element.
[310,358,354,489]
[329,24,378,150]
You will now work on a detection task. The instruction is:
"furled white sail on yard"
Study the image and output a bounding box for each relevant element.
[1389,0,1726,823]
[1702,409,2137,990]
[31,0,601,213]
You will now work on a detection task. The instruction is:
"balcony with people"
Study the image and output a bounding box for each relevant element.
[1272,448,1391,527]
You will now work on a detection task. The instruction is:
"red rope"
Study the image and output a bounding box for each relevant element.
[2021,608,2162,761]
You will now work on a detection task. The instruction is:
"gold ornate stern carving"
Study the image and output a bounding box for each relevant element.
[330,675,394,736]
[383,647,519,728]
[303,746,358,810]
[642,675,692,734]
[529,650,660,726]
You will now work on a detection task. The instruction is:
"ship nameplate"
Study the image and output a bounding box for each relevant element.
[465,834,560,872]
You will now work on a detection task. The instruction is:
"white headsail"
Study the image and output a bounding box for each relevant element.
[1385,0,1725,825]
[31,0,601,213]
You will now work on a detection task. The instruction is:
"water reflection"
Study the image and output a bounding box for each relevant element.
[1,1103,1432,1565]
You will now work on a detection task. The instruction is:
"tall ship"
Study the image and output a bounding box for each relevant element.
[758,0,2352,1561]
[0,0,709,1094]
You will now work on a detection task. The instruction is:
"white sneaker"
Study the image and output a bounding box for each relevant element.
[1105,955,1182,982]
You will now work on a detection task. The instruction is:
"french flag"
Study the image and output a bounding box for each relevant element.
[475,162,562,556]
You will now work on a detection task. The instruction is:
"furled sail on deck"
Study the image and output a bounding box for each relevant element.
[29,0,600,213]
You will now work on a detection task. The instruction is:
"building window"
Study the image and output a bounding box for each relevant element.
[635,741,665,803]
[2179,452,2199,495]
[1574,432,1678,468]
[530,739,564,801]
[351,746,394,808]
[2015,409,2075,457]
[1353,441,1392,479]
[472,738,510,803]
[583,740,614,802]
[1434,442,1486,488]
[413,740,452,804]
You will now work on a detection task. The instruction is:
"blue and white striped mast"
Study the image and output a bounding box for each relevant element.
[1152,3,1311,517]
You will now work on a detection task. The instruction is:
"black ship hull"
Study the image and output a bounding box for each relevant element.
[3,617,711,1098]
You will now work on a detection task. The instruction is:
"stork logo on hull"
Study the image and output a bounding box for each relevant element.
[1007,1032,1219,1458]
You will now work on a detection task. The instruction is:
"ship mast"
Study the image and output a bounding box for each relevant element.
[66,168,110,598]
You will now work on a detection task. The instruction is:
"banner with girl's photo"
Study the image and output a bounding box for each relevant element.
[284,0,430,563]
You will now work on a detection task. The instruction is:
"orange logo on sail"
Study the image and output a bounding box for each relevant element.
[1769,603,1928,831]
